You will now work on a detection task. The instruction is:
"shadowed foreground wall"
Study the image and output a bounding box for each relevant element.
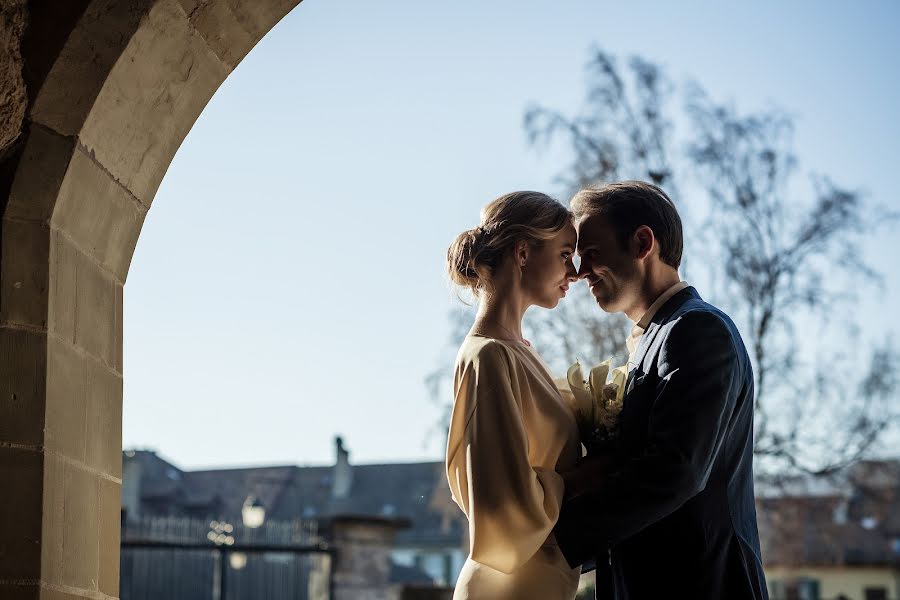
[0,1,301,597]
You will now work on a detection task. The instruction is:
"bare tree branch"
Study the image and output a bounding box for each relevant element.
[427,47,899,479]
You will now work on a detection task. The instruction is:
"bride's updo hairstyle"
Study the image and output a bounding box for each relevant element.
[448,191,572,297]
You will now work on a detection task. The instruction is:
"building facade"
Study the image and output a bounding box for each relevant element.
[757,460,900,600]
[121,437,466,597]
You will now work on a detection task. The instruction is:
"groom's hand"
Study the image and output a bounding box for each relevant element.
[560,455,615,501]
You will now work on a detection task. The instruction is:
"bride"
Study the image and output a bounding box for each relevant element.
[445,191,582,599]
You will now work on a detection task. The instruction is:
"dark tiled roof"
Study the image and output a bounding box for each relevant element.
[331,462,465,546]
[183,466,303,517]
[390,562,436,585]
[124,451,466,547]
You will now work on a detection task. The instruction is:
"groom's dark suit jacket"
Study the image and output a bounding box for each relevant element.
[555,287,768,600]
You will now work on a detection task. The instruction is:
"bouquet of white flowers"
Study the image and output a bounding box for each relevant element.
[557,358,628,447]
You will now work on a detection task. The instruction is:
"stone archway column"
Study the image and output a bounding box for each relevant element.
[0,1,300,597]
[1,120,134,600]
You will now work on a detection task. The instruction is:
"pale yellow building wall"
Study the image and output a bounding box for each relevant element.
[765,566,900,600]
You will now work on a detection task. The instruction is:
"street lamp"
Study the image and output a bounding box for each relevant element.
[228,552,248,570]
[207,520,235,546]
[208,520,235,600]
[241,496,265,529]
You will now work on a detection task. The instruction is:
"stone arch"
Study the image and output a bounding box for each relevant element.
[1,1,301,597]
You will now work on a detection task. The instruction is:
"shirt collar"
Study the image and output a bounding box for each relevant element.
[636,280,689,330]
[625,281,688,363]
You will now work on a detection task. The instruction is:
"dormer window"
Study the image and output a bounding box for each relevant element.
[860,516,878,530]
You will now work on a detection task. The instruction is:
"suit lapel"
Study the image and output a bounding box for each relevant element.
[627,286,700,384]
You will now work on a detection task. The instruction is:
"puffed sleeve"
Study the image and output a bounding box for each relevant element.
[445,341,565,574]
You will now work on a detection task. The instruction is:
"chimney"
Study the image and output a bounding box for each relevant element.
[332,436,353,499]
[121,450,142,523]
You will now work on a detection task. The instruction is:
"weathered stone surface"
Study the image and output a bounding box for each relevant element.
[331,519,402,600]
[44,336,87,462]
[179,0,301,69]
[45,335,122,475]
[73,251,118,368]
[0,219,49,328]
[85,357,123,478]
[42,454,100,592]
[98,477,122,595]
[79,0,231,204]
[0,583,39,600]
[48,232,121,369]
[0,446,44,580]
[60,465,100,591]
[51,144,147,282]
[0,327,47,447]
[114,282,123,372]
[40,589,89,600]
[1,2,306,598]
[39,452,65,584]
[48,229,77,342]
[28,0,153,138]
[0,0,27,156]
[5,125,76,223]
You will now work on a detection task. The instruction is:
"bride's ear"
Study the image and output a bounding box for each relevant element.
[514,239,530,267]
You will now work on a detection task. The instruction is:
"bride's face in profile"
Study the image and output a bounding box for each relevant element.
[521,222,578,309]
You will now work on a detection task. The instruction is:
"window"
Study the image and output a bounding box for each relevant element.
[864,587,887,600]
[861,516,878,530]
[783,578,820,600]
[832,500,848,524]
[797,578,820,600]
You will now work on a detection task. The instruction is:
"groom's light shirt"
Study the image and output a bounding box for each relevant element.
[626,280,689,367]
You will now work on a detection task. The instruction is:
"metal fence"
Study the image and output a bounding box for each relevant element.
[121,516,332,600]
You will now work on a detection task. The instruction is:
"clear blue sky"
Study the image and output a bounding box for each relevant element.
[122,0,900,469]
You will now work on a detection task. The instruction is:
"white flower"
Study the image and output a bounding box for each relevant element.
[559,358,628,438]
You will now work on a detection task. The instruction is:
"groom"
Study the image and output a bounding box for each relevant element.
[554,181,769,599]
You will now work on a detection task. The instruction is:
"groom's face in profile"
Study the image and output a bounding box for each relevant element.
[575,214,641,313]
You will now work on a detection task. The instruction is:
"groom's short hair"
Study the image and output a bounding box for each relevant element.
[571,181,683,269]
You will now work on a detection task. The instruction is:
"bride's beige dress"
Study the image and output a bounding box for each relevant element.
[446,334,582,600]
